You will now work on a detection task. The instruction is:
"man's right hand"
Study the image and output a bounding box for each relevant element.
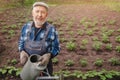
[20,51,29,65]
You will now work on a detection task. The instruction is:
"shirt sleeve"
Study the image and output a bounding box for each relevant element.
[18,24,27,52]
[47,27,60,58]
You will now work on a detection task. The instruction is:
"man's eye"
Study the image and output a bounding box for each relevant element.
[41,11,46,14]
[36,11,39,13]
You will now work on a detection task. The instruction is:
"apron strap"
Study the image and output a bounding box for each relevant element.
[27,21,33,40]
[27,21,51,41]
[42,24,51,41]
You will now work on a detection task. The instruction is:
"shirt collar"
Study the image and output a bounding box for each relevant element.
[32,21,48,29]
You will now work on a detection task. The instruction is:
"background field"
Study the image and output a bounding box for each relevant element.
[0,0,120,80]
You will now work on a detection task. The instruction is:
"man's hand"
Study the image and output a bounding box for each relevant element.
[20,51,29,65]
[38,53,51,66]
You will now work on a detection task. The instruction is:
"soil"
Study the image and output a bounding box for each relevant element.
[0,3,120,80]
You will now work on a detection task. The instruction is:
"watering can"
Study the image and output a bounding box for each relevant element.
[20,54,47,80]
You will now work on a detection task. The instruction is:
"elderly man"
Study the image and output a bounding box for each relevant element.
[18,2,60,76]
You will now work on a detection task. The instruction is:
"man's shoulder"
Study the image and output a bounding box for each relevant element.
[26,21,33,27]
[23,21,33,28]
[47,22,56,30]
[46,21,54,27]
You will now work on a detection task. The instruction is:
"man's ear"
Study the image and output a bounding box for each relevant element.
[46,12,48,17]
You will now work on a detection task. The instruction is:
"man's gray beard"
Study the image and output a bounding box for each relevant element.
[34,21,45,26]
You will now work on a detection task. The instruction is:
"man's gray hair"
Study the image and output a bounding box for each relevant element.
[32,2,49,11]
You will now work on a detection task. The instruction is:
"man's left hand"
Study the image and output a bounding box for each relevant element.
[38,53,51,66]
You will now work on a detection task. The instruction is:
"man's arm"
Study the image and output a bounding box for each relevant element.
[38,27,60,66]
[18,23,29,65]
[18,25,26,52]
[47,27,60,58]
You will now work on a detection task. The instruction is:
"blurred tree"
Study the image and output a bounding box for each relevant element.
[19,0,24,6]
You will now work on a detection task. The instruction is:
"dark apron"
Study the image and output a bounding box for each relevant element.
[24,39,47,56]
[24,22,53,76]
[24,22,50,55]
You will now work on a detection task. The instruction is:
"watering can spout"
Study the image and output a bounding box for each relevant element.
[20,54,47,80]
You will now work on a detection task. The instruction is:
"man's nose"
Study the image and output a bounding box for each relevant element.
[38,12,42,17]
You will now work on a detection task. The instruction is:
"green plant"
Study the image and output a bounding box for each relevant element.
[61,70,71,77]
[115,46,120,53]
[83,22,91,28]
[105,29,114,36]
[80,45,86,50]
[2,25,10,29]
[101,27,108,32]
[60,37,67,43]
[69,38,76,42]
[17,23,22,26]
[92,36,99,41]
[7,66,21,76]
[92,41,102,51]
[11,59,17,65]
[59,31,64,35]
[93,27,99,31]
[105,43,112,50]
[10,24,17,29]
[117,28,120,32]
[15,68,22,76]
[78,30,84,36]
[108,57,120,66]
[1,29,7,34]
[66,41,76,51]
[52,58,59,64]
[7,66,17,75]
[0,66,21,77]
[91,20,98,27]
[108,20,116,25]
[54,69,120,80]
[69,31,74,35]
[80,17,87,24]
[71,70,82,78]
[0,68,7,75]
[81,39,88,45]
[94,58,103,67]
[67,21,73,28]
[101,34,110,43]
[79,59,88,67]
[101,21,106,26]
[8,30,15,37]
[59,17,65,24]
[86,29,93,36]
[65,60,74,66]
[115,35,120,43]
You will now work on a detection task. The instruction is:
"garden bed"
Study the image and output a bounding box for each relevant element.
[0,1,120,80]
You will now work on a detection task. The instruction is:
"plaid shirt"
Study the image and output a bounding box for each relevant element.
[18,21,60,57]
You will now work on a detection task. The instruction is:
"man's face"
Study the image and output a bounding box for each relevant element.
[32,6,48,27]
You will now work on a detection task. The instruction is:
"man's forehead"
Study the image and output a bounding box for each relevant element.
[33,6,48,11]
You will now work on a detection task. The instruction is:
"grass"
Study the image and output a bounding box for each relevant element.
[0,0,120,14]
[104,1,120,12]
[48,0,120,11]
